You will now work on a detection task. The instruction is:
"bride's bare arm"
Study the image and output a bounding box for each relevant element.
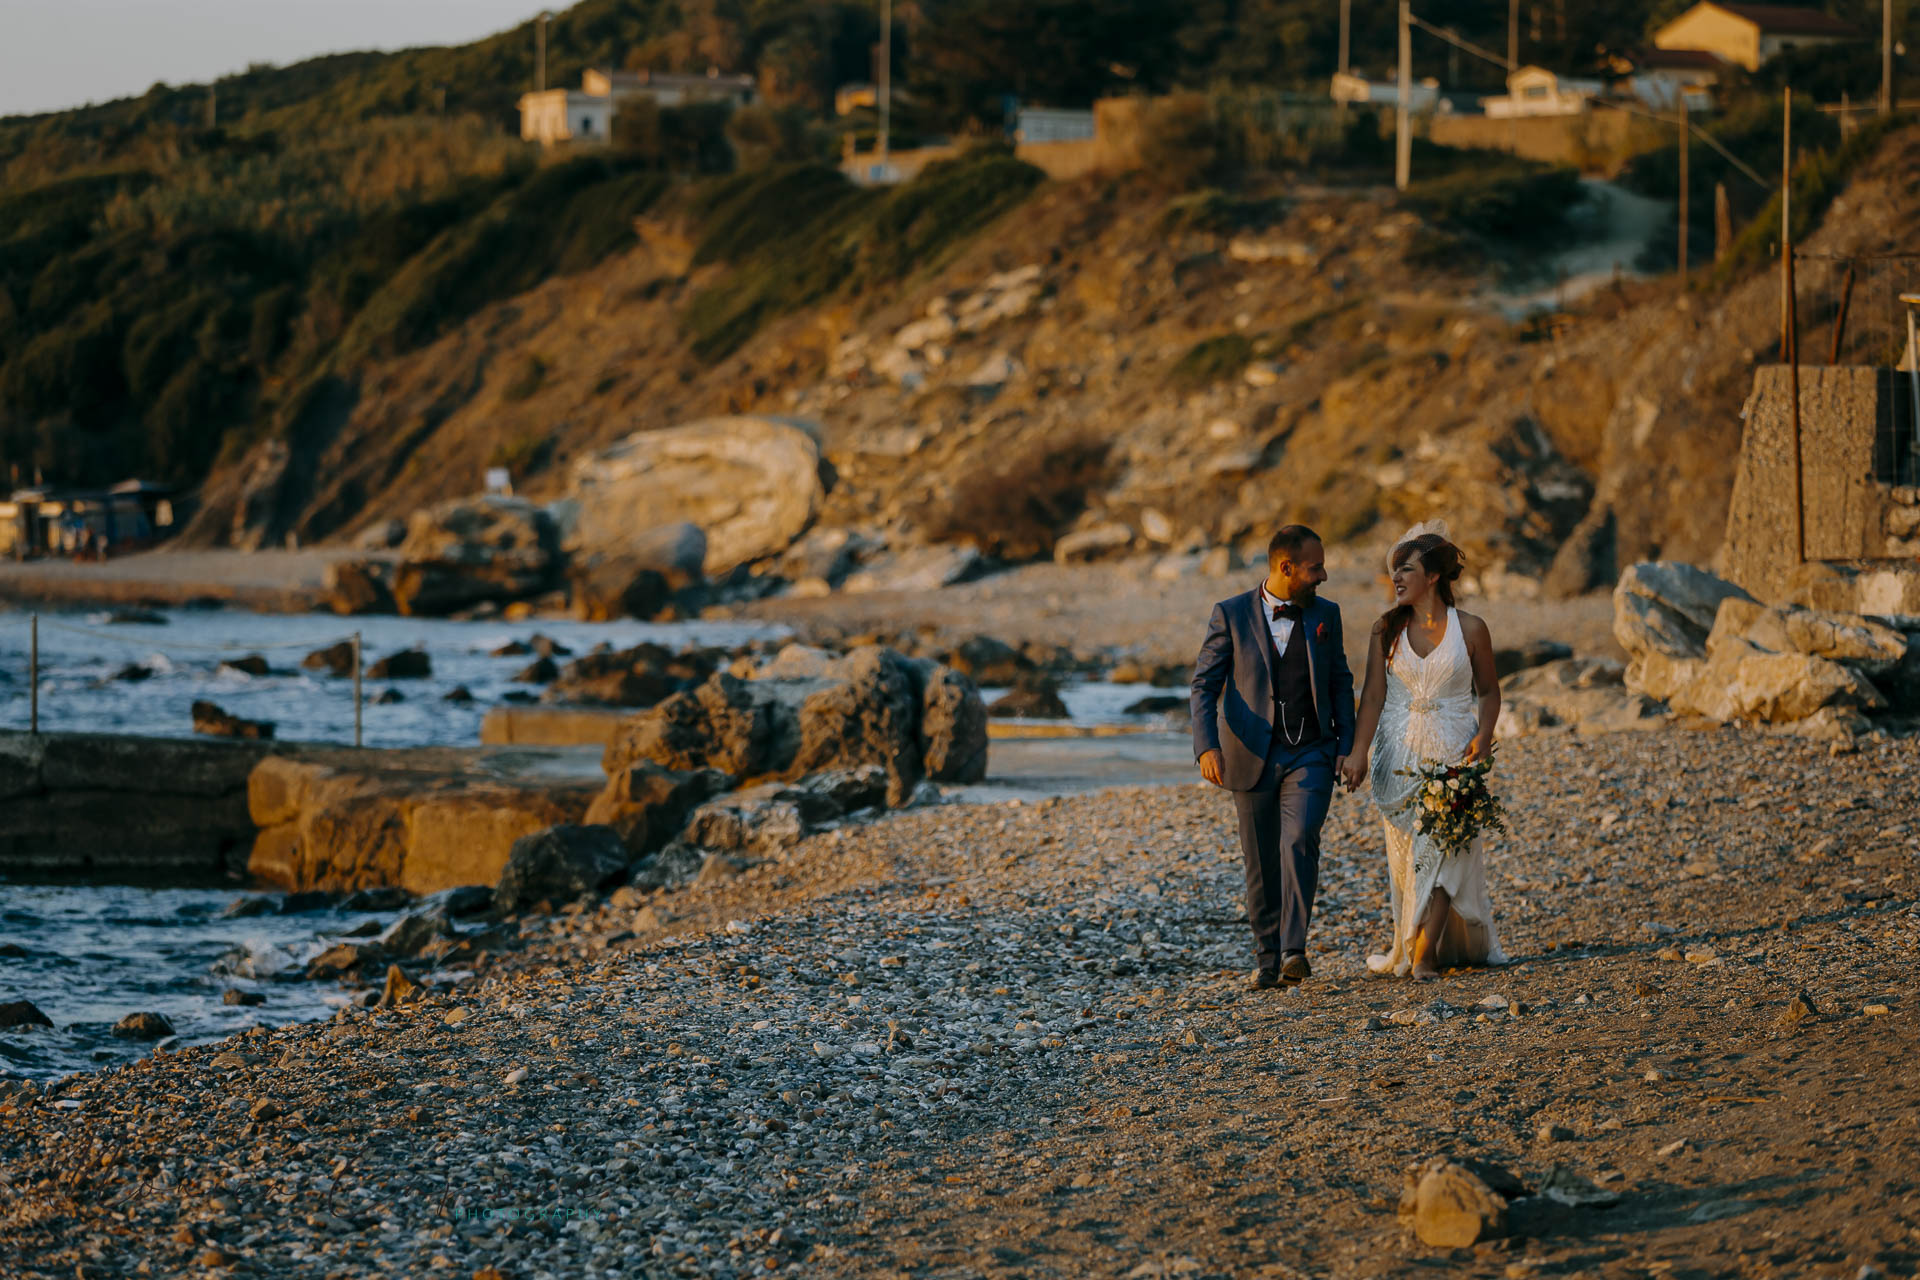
[1342,621,1390,788]
[1460,612,1501,762]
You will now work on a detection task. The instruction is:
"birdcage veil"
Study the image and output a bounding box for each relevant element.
[1386,519,1452,573]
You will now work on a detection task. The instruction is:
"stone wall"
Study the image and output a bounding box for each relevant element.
[1426,110,1667,176]
[1722,365,1920,613]
[0,731,600,891]
[0,731,272,882]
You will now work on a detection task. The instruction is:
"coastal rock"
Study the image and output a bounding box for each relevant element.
[301,641,357,678]
[373,688,405,705]
[1493,639,1575,679]
[110,1011,176,1041]
[569,417,822,576]
[585,761,730,855]
[912,662,990,784]
[682,766,889,855]
[305,942,381,980]
[366,649,431,680]
[322,559,396,616]
[1497,659,1665,738]
[569,523,706,621]
[840,545,986,596]
[494,824,630,913]
[108,663,153,682]
[0,998,53,1029]
[988,679,1070,719]
[191,701,275,741]
[1054,522,1134,564]
[377,908,454,957]
[543,643,720,708]
[1614,561,1756,659]
[946,635,1035,686]
[513,657,560,685]
[1401,1158,1509,1248]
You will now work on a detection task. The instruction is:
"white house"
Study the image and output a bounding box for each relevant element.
[1484,66,1605,118]
[519,67,757,146]
[1653,2,1859,72]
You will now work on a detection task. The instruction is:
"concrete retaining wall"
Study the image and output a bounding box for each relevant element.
[0,731,602,891]
[1723,365,1920,612]
[1426,111,1668,175]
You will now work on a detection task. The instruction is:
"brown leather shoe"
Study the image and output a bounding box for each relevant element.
[1248,966,1282,990]
[1281,953,1312,985]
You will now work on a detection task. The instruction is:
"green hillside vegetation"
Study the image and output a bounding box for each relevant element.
[0,0,1908,500]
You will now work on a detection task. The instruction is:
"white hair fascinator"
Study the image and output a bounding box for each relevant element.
[1386,519,1451,572]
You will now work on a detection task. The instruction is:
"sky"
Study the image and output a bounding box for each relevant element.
[0,0,546,118]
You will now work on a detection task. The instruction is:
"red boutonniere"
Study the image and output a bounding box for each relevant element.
[1315,622,1327,640]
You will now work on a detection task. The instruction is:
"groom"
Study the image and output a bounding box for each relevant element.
[1191,525,1356,989]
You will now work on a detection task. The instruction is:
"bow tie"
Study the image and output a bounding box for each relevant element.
[1271,602,1303,621]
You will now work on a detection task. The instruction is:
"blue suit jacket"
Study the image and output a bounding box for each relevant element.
[1190,587,1357,792]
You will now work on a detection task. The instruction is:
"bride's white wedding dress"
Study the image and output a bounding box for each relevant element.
[1365,607,1509,975]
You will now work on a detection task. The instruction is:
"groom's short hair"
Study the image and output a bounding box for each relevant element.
[1267,524,1321,563]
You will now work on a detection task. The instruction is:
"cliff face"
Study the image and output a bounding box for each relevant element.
[188,126,1920,593]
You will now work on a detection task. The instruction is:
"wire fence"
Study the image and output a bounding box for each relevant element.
[1792,253,1920,488]
[15,614,367,746]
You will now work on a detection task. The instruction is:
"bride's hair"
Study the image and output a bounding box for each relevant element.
[1379,533,1464,661]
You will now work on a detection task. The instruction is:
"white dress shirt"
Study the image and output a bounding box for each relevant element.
[1258,584,1302,653]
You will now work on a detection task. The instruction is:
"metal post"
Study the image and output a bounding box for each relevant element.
[352,632,363,749]
[1677,95,1689,288]
[29,614,38,735]
[1905,300,1920,461]
[1883,0,1894,116]
[1782,89,1805,565]
[536,11,548,93]
[878,0,892,165]
[1829,261,1856,363]
[1336,0,1351,117]
[1395,0,1412,192]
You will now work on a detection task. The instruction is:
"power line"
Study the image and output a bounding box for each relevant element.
[1406,14,1513,73]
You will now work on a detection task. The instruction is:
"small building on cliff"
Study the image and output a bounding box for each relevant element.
[519,67,757,146]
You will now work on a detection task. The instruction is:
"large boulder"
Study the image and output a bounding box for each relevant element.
[191,701,275,740]
[494,824,630,913]
[912,661,990,784]
[1613,561,1757,661]
[323,559,396,616]
[392,496,560,616]
[1495,658,1666,738]
[569,418,822,576]
[568,521,707,621]
[680,766,890,856]
[603,646,984,807]
[584,761,730,854]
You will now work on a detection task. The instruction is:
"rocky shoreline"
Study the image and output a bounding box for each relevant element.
[3,725,1916,1278]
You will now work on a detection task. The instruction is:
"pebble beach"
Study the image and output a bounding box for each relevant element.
[4,726,1917,1279]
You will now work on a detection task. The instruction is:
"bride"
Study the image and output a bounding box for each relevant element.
[1338,525,1509,980]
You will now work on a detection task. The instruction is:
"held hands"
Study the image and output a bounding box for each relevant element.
[1461,735,1494,766]
[1198,750,1225,787]
[1338,755,1368,792]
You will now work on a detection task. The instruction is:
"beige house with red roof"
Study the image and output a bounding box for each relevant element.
[1653,3,1861,71]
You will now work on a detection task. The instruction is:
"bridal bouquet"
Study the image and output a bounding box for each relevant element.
[1394,755,1508,854]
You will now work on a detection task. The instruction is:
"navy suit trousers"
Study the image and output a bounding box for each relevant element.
[1231,738,1335,966]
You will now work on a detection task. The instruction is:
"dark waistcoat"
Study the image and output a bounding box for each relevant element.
[1266,613,1319,743]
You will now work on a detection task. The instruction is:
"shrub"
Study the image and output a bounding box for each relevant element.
[917,433,1114,561]
[1399,161,1583,243]
[725,104,816,170]
[1711,115,1898,286]
[1170,333,1255,390]
[1135,93,1220,192]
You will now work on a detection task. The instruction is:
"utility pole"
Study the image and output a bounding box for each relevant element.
[1337,0,1352,116]
[1677,94,1689,287]
[207,83,216,128]
[878,0,892,165]
[1508,0,1519,71]
[1396,0,1412,191]
[1882,0,1895,115]
[1782,88,1805,565]
[536,11,549,92]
